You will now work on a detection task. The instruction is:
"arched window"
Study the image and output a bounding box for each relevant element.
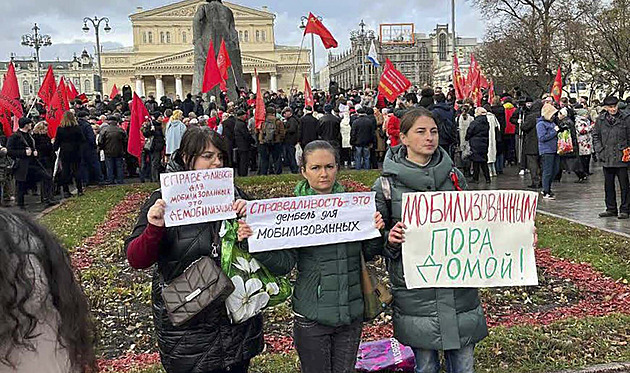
[22,80,29,95]
[160,32,165,44]
[74,78,81,91]
[438,33,447,61]
[256,30,260,42]
[85,79,91,92]
[244,31,249,42]
[143,32,147,44]
[238,31,243,41]
[148,32,153,43]
[420,44,428,60]
[166,32,171,44]
[261,30,266,41]
[182,31,187,43]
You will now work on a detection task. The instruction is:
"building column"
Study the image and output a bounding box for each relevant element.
[135,76,144,97]
[270,73,278,92]
[251,74,257,92]
[175,75,184,99]
[155,75,165,98]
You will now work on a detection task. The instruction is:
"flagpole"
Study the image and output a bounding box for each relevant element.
[290,34,306,93]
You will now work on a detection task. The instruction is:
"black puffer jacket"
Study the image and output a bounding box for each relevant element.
[465,115,490,163]
[124,156,263,373]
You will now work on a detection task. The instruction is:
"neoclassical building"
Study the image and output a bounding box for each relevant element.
[0,50,97,100]
[101,0,310,98]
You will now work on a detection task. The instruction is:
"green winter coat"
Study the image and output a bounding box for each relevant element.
[372,145,488,351]
[253,181,383,327]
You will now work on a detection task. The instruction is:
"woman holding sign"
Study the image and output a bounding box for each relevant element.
[242,140,385,373]
[373,108,488,373]
[124,126,263,373]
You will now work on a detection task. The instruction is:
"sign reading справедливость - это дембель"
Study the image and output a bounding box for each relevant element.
[401,190,539,289]
[160,168,236,227]
[246,192,381,253]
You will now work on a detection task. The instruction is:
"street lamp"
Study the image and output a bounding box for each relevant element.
[300,14,321,89]
[21,23,52,93]
[82,16,111,95]
[350,20,375,91]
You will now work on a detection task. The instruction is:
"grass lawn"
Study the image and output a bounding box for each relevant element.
[38,175,630,373]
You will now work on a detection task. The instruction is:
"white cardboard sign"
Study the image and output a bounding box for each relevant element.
[401,190,539,289]
[160,168,236,227]
[246,192,381,253]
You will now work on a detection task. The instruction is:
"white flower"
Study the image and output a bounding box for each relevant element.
[233,257,261,274]
[225,276,270,323]
[219,221,228,237]
[265,282,280,296]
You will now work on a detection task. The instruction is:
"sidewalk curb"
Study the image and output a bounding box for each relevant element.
[550,362,630,373]
[538,209,630,239]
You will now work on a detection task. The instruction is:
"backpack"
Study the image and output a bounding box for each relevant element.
[263,118,276,144]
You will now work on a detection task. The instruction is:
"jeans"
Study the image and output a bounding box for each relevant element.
[603,167,630,214]
[283,143,299,173]
[105,157,124,184]
[354,147,370,170]
[495,153,505,174]
[293,316,362,373]
[541,153,560,194]
[413,344,475,373]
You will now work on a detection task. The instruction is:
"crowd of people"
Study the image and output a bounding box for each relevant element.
[1,78,629,373]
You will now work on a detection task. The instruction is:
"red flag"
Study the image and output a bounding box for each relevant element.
[128,92,149,162]
[77,93,89,104]
[38,65,57,106]
[46,78,69,138]
[110,84,119,99]
[551,67,562,103]
[202,40,223,93]
[377,59,411,102]
[452,54,465,101]
[0,62,23,136]
[254,69,266,130]
[479,73,489,90]
[467,54,482,107]
[488,80,496,104]
[303,12,338,49]
[67,80,79,100]
[304,77,314,108]
[217,39,232,92]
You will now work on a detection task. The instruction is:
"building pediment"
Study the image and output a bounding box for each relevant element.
[131,0,274,20]
[136,50,195,67]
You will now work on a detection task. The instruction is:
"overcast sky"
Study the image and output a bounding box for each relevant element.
[1,0,486,70]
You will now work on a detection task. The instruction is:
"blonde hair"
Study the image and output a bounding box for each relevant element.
[33,121,48,135]
[60,111,78,128]
[171,110,184,121]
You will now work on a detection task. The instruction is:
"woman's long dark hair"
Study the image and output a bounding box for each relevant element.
[0,210,95,371]
[175,126,228,171]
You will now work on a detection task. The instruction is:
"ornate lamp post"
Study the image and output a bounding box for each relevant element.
[21,23,52,92]
[82,16,111,95]
[350,20,375,91]
[300,14,322,89]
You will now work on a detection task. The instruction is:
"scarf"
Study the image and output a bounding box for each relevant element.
[294,179,345,197]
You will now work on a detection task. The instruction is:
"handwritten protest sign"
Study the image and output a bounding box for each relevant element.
[160,168,236,227]
[401,190,538,289]
[247,192,381,253]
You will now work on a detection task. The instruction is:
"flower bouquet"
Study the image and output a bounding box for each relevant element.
[220,220,292,324]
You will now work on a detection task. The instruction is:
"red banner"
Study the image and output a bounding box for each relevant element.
[0,62,22,136]
[303,12,338,49]
[217,39,232,92]
[38,65,57,106]
[254,69,266,130]
[46,78,70,138]
[304,77,314,108]
[377,59,411,102]
[202,40,222,93]
[551,67,562,103]
[453,54,465,101]
[110,84,119,99]
[128,92,148,162]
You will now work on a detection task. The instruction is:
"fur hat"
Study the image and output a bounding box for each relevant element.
[541,103,559,121]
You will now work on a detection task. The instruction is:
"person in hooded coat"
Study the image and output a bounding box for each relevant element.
[373,108,487,373]
[465,108,491,183]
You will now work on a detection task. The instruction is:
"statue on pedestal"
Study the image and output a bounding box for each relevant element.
[192,0,246,100]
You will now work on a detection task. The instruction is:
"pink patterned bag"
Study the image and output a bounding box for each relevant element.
[355,338,416,372]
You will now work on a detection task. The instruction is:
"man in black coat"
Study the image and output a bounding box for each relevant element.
[222,113,236,168]
[521,101,542,189]
[299,106,319,149]
[77,110,102,185]
[181,93,195,117]
[234,110,255,177]
[145,95,159,113]
[282,107,299,174]
[350,108,375,170]
[318,104,342,153]
[431,93,457,157]
[99,116,128,184]
[7,117,56,208]
[593,96,630,219]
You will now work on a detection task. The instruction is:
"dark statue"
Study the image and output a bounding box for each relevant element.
[192,0,246,99]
